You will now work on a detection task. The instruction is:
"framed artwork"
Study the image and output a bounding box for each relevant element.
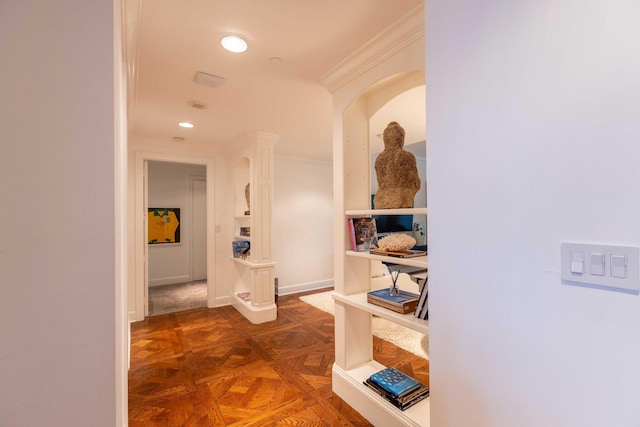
[148,208,181,244]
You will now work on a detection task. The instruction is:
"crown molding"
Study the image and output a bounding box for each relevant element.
[320,3,424,94]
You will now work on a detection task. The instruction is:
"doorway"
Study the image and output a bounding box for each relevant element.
[146,161,207,316]
[133,152,216,321]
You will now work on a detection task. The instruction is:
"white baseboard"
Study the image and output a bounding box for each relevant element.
[127,281,332,322]
[213,295,233,307]
[277,279,334,296]
[148,275,191,287]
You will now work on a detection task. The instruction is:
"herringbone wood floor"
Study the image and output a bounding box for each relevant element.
[129,289,429,426]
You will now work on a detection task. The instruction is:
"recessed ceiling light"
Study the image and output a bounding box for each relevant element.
[221,35,247,53]
[269,57,283,65]
[173,136,185,142]
[179,122,194,128]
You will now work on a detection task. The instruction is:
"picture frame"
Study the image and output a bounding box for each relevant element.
[148,207,181,244]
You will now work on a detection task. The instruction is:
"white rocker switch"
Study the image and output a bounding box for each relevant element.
[590,253,604,276]
[570,251,585,274]
[611,254,627,279]
[561,243,639,292]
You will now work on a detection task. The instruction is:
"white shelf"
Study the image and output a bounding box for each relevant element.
[333,292,428,335]
[231,257,275,268]
[346,208,427,216]
[346,250,428,269]
[235,215,251,219]
[333,362,430,427]
[234,235,251,241]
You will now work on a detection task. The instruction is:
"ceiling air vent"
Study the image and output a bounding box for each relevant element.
[193,72,225,88]
[188,100,207,110]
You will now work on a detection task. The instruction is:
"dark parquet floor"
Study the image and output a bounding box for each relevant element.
[129,289,429,426]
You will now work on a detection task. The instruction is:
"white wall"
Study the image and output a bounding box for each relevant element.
[427,1,640,425]
[273,156,334,294]
[0,1,117,426]
[147,161,205,286]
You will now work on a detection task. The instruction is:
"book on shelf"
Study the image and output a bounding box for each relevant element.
[237,291,251,302]
[369,366,421,397]
[239,226,250,237]
[363,366,429,410]
[367,288,420,314]
[232,240,250,258]
[364,378,429,411]
[414,281,428,320]
[369,248,426,258]
[348,217,378,252]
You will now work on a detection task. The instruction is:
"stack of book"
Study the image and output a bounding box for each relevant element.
[364,366,429,411]
[367,288,420,314]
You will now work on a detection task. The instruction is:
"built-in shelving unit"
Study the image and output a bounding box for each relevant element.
[326,4,428,424]
[230,132,278,324]
[333,206,429,427]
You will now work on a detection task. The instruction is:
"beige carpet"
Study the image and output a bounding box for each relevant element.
[299,290,428,359]
[148,280,207,316]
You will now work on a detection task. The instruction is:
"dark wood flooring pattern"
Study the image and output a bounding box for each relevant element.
[129,289,429,426]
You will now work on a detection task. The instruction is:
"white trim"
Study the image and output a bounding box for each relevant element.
[114,0,129,425]
[189,176,207,281]
[215,295,233,307]
[277,279,334,296]
[148,275,192,287]
[320,3,424,93]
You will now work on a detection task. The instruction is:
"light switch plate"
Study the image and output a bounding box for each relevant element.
[561,243,640,292]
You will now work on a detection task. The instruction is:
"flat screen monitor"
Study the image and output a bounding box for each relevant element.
[371,195,413,235]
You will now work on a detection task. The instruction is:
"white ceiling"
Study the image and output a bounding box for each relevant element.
[129,0,424,161]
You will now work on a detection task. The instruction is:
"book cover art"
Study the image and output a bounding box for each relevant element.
[369,366,421,398]
[350,217,378,251]
[232,240,250,258]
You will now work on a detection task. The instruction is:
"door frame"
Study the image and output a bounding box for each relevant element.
[134,151,216,321]
[190,176,207,281]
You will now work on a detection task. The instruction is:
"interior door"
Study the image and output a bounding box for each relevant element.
[191,178,207,280]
